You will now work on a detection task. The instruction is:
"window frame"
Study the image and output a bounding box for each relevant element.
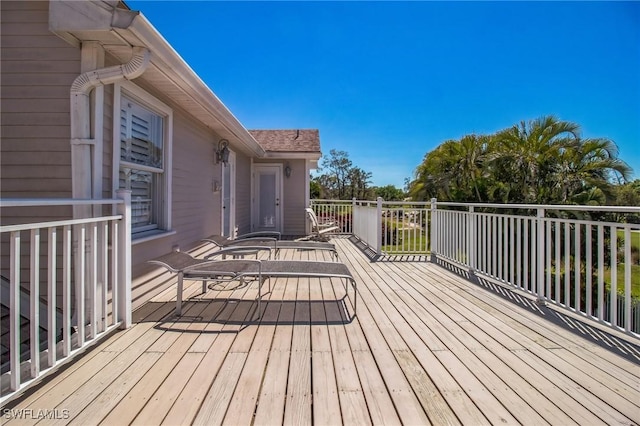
[113,81,173,239]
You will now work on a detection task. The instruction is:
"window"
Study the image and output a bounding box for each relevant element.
[114,82,172,237]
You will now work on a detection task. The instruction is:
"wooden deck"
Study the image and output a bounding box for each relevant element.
[4,237,640,425]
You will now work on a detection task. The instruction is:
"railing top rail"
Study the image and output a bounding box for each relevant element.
[313,199,640,213]
[0,215,123,233]
[0,198,124,208]
[435,201,640,213]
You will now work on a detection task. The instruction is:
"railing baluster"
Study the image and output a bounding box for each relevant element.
[575,223,581,313]
[63,225,72,356]
[555,220,561,304]
[77,224,86,346]
[598,224,604,322]
[48,227,57,368]
[586,224,592,317]
[90,222,98,339]
[564,222,570,307]
[101,222,109,330]
[10,231,21,391]
[524,219,529,292]
[510,216,515,285]
[546,219,551,302]
[111,221,119,325]
[624,227,632,331]
[610,225,618,327]
[30,228,41,378]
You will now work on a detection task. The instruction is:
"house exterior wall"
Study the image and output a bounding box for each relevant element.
[0,1,228,305]
[0,0,77,203]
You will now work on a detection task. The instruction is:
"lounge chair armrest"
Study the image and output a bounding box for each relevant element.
[204,246,272,259]
[236,231,281,240]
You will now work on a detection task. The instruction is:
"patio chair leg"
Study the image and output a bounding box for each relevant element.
[176,272,183,316]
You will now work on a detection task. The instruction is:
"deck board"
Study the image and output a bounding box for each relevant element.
[3,237,639,425]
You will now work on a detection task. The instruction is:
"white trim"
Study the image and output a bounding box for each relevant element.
[131,229,177,245]
[264,152,321,160]
[112,81,173,236]
[221,150,236,238]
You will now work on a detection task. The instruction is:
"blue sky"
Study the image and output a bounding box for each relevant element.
[127,1,640,188]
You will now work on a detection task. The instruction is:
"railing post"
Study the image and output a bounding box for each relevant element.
[352,197,356,235]
[116,190,132,328]
[536,208,546,305]
[376,197,383,256]
[430,198,437,262]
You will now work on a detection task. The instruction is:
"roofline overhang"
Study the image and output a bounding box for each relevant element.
[49,0,266,158]
[264,152,321,161]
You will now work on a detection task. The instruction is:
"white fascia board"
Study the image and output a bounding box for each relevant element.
[264,152,321,160]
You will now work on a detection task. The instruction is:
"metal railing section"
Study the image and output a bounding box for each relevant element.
[312,198,640,336]
[310,199,354,235]
[0,192,132,404]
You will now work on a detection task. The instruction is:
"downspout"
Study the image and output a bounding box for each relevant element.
[68,45,149,330]
[69,45,150,205]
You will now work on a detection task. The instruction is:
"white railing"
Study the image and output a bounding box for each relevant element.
[310,199,353,235]
[353,200,379,250]
[313,198,640,336]
[434,202,640,336]
[0,191,132,405]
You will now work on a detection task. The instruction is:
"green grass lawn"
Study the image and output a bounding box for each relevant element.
[617,229,640,251]
[381,233,428,253]
[604,263,640,299]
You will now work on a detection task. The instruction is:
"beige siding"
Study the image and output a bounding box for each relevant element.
[282,159,307,235]
[235,152,253,235]
[0,0,78,200]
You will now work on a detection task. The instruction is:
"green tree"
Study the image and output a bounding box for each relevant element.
[374,185,406,201]
[408,115,633,205]
[311,150,374,200]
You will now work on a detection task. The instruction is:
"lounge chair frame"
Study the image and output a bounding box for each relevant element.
[202,235,338,261]
[148,250,357,319]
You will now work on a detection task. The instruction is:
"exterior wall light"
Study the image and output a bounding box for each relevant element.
[284,163,292,178]
[216,139,230,165]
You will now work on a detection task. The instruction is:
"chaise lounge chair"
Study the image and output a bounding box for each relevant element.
[148,250,357,319]
[202,234,339,261]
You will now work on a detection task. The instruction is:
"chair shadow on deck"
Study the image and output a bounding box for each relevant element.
[134,296,354,334]
[433,256,640,365]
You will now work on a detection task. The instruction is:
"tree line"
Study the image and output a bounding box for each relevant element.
[407,115,637,206]
[310,149,405,201]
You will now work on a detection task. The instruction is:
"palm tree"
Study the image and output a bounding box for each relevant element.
[493,115,580,203]
[558,138,632,204]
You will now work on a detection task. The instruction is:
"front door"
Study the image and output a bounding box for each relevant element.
[222,151,236,237]
[253,164,282,233]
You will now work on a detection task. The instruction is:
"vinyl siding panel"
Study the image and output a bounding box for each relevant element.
[235,153,252,235]
[282,159,307,235]
[0,0,78,202]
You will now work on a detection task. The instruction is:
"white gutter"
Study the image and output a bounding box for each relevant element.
[69,46,150,202]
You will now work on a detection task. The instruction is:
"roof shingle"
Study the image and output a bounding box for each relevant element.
[249,129,320,153]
